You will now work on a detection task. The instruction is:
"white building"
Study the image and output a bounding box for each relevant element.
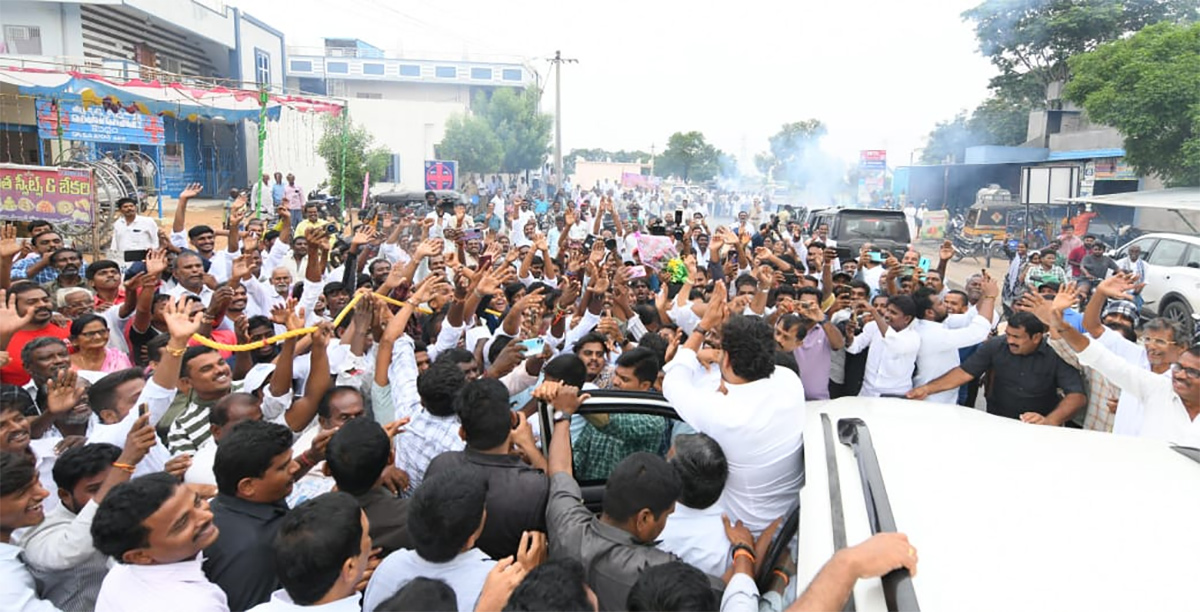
[284,38,535,193]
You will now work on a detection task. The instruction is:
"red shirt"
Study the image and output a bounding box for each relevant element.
[188,329,236,360]
[1068,245,1089,276]
[95,287,127,308]
[1,325,71,385]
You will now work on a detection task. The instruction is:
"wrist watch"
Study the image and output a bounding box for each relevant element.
[552,410,569,424]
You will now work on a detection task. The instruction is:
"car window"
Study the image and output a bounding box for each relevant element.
[837,213,910,243]
[1147,239,1187,266]
[1184,245,1200,269]
[1119,237,1157,260]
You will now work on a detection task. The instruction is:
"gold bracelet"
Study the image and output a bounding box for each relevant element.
[165,344,188,357]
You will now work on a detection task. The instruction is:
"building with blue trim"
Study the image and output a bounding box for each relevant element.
[0,0,287,199]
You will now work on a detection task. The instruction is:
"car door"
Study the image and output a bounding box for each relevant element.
[536,389,684,513]
[1143,238,1188,313]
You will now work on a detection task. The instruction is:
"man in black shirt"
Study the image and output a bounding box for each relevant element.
[908,311,1086,424]
[203,419,297,610]
[425,377,548,560]
[325,417,413,556]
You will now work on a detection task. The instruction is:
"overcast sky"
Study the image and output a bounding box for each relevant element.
[234,0,996,171]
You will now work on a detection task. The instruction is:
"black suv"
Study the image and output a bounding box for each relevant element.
[807,208,913,262]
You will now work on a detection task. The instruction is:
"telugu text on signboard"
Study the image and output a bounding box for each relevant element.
[0,164,96,225]
[35,100,165,146]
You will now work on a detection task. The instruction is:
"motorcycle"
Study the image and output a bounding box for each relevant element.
[951,232,998,264]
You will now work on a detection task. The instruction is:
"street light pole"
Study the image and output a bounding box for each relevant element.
[549,50,577,193]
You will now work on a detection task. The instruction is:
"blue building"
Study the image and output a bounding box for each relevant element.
[1,0,288,199]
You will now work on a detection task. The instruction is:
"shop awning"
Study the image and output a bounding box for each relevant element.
[0,66,342,122]
[1060,188,1200,211]
[1061,187,1200,233]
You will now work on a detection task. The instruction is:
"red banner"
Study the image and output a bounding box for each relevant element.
[0,164,95,225]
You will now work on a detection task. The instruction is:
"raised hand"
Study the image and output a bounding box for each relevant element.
[270,298,301,330]
[241,231,260,254]
[939,240,954,262]
[1097,272,1136,299]
[120,413,158,467]
[0,224,21,259]
[178,183,204,200]
[306,320,330,350]
[351,225,375,247]
[0,289,35,335]
[145,249,168,277]
[230,255,251,282]
[1052,281,1078,314]
[699,282,729,330]
[44,369,81,417]
[412,273,450,304]
[162,296,204,341]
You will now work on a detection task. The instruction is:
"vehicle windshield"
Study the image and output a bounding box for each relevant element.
[839,213,910,243]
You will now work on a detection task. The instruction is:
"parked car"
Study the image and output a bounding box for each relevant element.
[1111,232,1200,340]
[806,207,913,262]
[543,393,1200,610]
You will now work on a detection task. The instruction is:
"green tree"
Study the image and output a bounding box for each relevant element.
[920,113,976,164]
[757,120,827,184]
[963,0,1199,102]
[1065,22,1200,185]
[968,94,1031,145]
[655,131,723,182]
[317,114,390,209]
[438,114,503,174]
[475,88,553,173]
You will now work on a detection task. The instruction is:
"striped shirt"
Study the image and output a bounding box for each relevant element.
[167,382,244,455]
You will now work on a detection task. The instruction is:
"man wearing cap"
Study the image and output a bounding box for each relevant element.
[1041,275,1148,432]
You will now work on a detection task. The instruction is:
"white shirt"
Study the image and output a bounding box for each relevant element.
[656,503,730,577]
[1077,340,1200,447]
[361,548,494,612]
[95,556,229,612]
[110,216,160,256]
[0,542,60,612]
[913,316,991,404]
[860,264,885,294]
[847,321,921,397]
[183,442,218,487]
[1115,368,1171,436]
[21,501,110,611]
[166,282,214,307]
[249,589,360,611]
[27,438,62,515]
[663,349,805,533]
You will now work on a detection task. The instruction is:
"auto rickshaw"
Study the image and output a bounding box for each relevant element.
[962,186,1054,252]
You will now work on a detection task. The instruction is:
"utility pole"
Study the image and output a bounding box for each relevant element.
[650,143,656,178]
[549,50,577,193]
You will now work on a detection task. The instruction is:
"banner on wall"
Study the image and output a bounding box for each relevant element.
[0,163,95,225]
[35,100,165,145]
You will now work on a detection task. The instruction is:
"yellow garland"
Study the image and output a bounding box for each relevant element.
[190,290,432,352]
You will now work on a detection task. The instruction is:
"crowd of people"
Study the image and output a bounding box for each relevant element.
[1,176,1196,612]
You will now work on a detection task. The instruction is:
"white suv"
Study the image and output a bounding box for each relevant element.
[1112,232,1200,340]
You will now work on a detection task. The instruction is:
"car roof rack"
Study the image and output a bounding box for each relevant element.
[838,417,920,612]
